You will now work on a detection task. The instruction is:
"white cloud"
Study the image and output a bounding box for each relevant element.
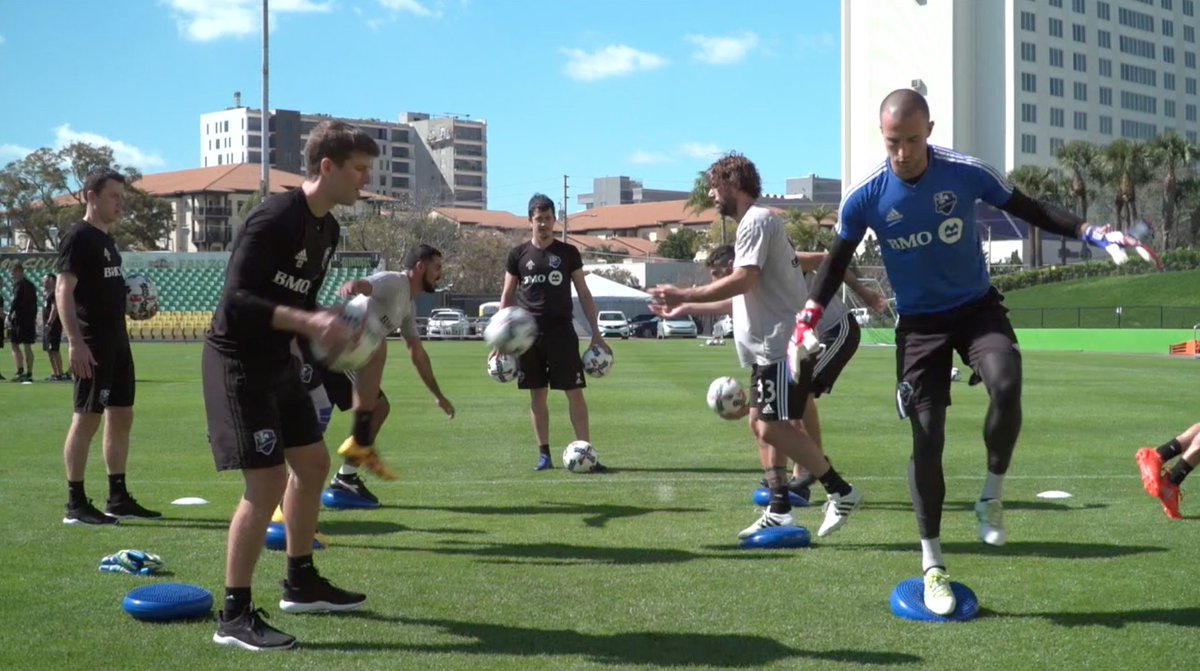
[376,0,434,16]
[685,32,758,65]
[796,32,836,53]
[679,142,721,159]
[0,143,34,164]
[53,125,166,171]
[562,45,667,82]
[166,0,332,42]
[628,150,673,165]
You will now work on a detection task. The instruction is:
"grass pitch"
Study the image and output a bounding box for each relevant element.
[0,339,1196,670]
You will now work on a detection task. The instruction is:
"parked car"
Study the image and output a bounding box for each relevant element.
[597,310,631,339]
[426,308,471,338]
[657,316,698,338]
[629,313,660,338]
[714,314,733,338]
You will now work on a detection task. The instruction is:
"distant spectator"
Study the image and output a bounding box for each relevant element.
[42,273,67,380]
[8,263,38,382]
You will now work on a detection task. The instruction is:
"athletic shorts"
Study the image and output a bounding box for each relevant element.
[10,318,36,345]
[517,319,585,391]
[749,358,814,423]
[201,344,322,471]
[811,315,861,397]
[43,322,63,352]
[316,364,386,412]
[73,336,135,413]
[894,287,1020,418]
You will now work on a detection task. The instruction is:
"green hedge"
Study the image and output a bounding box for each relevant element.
[992,248,1200,292]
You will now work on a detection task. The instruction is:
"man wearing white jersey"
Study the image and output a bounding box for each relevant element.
[303,243,456,504]
[649,152,863,539]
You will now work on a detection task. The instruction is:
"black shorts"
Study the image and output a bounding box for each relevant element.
[73,336,135,413]
[316,364,386,412]
[811,315,861,397]
[43,322,63,352]
[517,319,585,391]
[10,319,36,345]
[894,288,1020,418]
[749,359,813,422]
[202,344,322,471]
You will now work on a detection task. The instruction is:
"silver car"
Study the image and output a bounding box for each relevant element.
[657,316,698,338]
[426,308,470,338]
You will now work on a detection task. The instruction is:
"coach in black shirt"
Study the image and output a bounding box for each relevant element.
[56,169,160,526]
[8,262,37,381]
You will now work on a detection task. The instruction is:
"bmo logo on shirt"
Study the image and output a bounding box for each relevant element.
[884,217,964,251]
[521,271,564,286]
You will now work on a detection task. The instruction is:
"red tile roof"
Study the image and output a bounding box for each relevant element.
[431,207,527,230]
[565,199,717,232]
[133,163,390,201]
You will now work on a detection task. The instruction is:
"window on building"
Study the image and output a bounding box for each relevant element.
[1022,103,1038,123]
[1050,17,1064,37]
[1022,72,1038,92]
[1050,0,1063,6]
[1118,7,1155,32]
[1185,0,1196,16]
[1120,119,1158,139]
[1074,0,1087,11]
[1074,52,1087,71]
[1099,58,1112,76]
[1163,20,1174,37]
[1188,77,1198,94]
[1189,25,1198,42]
[1100,115,1113,134]
[1050,138,1065,154]
[1021,134,1038,154]
[1165,72,1176,89]
[1187,104,1198,121]
[1098,1,1111,19]
[1161,0,1173,9]
[1074,81,1088,100]
[1022,42,1037,62]
[1051,107,1066,127]
[1098,30,1111,49]
[1120,90,1158,113]
[1165,45,1176,63]
[1051,77,1065,96]
[1073,24,1087,42]
[1187,52,1198,69]
[1021,11,1036,31]
[1165,99,1177,117]
[1074,111,1088,130]
[1119,35,1157,59]
[1100,86,1113,105]
[1050,47,1064,67]
[1120,62,1158,86]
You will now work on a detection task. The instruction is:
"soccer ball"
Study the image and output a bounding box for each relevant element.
[581,345,613,378]
[484,306,537,356]
[562,440,599,473]
[125,274,159,321]
[950,367,961,382]
[706,376,747,420]
[486,351,517,383]
[309,295,387,372]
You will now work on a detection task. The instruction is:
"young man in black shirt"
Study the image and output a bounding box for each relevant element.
[203,120,378,651]
[499,193,610,471]
[8,262,37,382]
[56,170,160,525]
[42,273,67,380]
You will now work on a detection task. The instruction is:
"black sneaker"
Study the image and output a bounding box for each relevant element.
[213,606,296,651]
[279,574,366,613]
[105,496,163,520]
[329,472,379,504]
[786,478,812,502]
[64,500,119,526]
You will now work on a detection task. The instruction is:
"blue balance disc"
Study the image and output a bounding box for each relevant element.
[264,522,326,552]
[322,487,380,510]
[738,525,811,549]
[123,583,213,622]
[750,487,808,508]
[889,577,980,622]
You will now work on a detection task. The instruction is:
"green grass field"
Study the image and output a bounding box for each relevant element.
[1,340,1197,670]
[1003,270,1200,329]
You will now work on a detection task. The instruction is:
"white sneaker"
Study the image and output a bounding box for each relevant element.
[923,568,956,616]
[817,486,863,537]
[975,499,1006,546]
[737,511,795,539]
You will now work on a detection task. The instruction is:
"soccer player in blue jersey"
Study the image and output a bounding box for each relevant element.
[788,88,1146,616]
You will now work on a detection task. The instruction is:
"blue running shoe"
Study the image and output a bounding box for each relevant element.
[534,454,553,471]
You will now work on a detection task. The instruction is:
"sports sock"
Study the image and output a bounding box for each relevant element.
[1157,439,1184,461]
[352,410,373,445]
[223,587,252,620]
[980,471,1004,501]
[920,538,944,573]
[67,480,87,508]
[765,466,790,514]
[338,463,359,477]
[817,467,852,497]
[1169,460,1194,486]
[286,554,316,587]
[108,473,128,500]
[538,444,550,457]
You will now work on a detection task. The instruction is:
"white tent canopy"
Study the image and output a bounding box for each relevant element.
[571,273,651,336]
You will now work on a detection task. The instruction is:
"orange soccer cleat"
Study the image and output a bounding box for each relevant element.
[1135,448,1165,498]
[1158,480,1183,520]
[336,437,396,481]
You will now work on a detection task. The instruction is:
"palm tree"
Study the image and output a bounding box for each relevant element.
[1008,165,1067,267]
[1148,131,1200,250]
[1055,140,1099,222]
[1100,139,1154,231]
[807,204,836,228]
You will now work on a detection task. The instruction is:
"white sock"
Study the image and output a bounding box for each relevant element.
[921,538,945,573]
[339,463,358,476]
[981,471,1004,501]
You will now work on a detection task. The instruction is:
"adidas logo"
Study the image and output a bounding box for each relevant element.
[294,248,308,268]
[885,208,904,224]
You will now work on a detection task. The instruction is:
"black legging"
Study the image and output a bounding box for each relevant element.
[908,351,1022,539]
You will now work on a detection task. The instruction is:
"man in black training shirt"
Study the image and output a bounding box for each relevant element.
[56,170,160,525]
[499,193,610,471]
[8,262,37,382]
[203,120,378,652]
[42,273,67,380]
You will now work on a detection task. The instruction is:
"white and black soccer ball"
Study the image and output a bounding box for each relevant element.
[484,306,537,356]
[706,376,747,420]
[581,344,613,378]
[562,440,599,473]
[124,274,159,321]
[486,351,517,383]
[310,295,387,372]
[950,367,961,382]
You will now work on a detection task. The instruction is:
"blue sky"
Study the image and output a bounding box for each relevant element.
[0,0,841,215]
